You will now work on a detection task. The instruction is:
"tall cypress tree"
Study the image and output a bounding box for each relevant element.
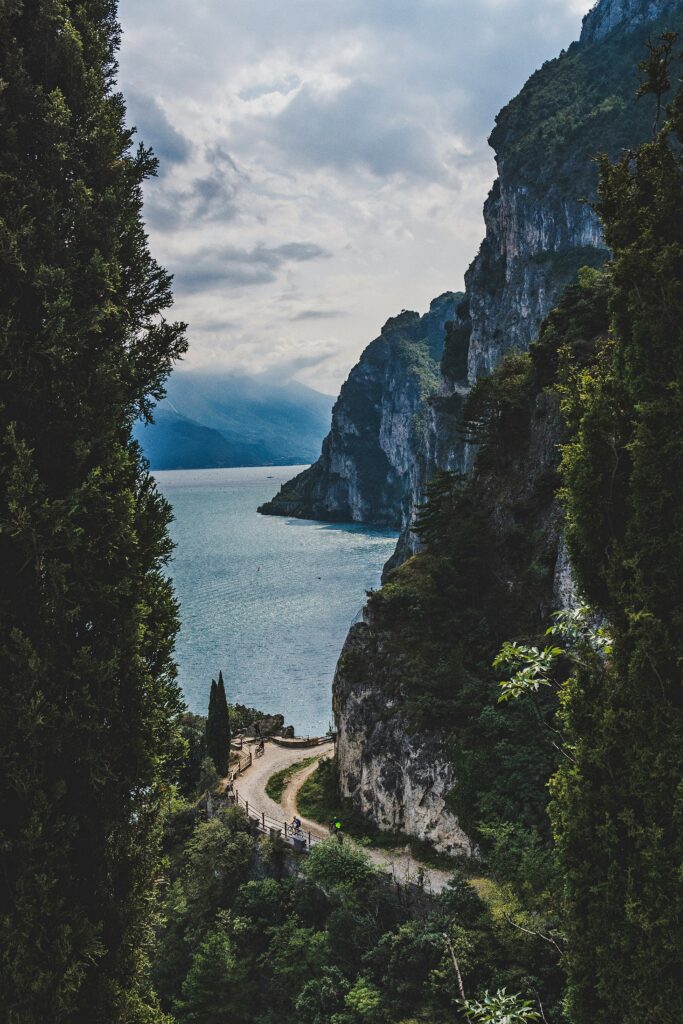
[0,2,187,1021]
[206,673,230,777]
[216,670,231,776]
[206,678,218,774]
[554,51,683,1023]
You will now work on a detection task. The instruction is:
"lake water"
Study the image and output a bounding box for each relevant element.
[155,467,399,736]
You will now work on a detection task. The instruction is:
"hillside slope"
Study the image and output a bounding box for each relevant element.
[135,371,334,469]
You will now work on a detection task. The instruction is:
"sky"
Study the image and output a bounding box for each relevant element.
[118,0,595,394]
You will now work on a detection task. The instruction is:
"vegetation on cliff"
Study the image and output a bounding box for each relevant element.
[550,60,683,1023]
[346,42,683,1022]
[258,293,461,527]
[332,230,618,1021]
[491,5,683,190]
[349,268,608,848]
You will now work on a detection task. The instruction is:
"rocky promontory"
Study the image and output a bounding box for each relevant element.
[257,292,460,528]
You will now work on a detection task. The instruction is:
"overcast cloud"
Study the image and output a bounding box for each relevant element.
[118,0,595,393]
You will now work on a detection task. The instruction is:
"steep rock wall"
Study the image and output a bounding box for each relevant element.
[333,371,577,852]
[580,0,680,41]
[258,293,459,528]
[333,0,683,852]
[391,0,683,562]
[333,621,473,855]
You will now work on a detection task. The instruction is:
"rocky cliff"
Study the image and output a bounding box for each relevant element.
[258,292,459,528]
[334,270,609,853]
[333,0,683,852]
[394,0,683,557]
[580,0,680,41]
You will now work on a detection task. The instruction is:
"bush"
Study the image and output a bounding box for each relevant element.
[304,839,376,890]
[198,756,219,794]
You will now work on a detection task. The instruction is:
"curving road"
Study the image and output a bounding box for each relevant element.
[233,740,332,837]
[234,739,452,893]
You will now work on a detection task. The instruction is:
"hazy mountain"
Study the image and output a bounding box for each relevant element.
[134,371,334,470]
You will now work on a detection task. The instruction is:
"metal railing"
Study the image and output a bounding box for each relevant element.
[231,788,326,851]
[232,749,252,777]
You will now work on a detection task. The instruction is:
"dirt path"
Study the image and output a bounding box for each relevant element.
[233,740,333,833]
[280,753,332,839]
[233,739,453,894]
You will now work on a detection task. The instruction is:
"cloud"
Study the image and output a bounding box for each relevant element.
[174,241,331,291]
[143,144,246,231]
[125,89,191,168]
[291,309,346,321]
[255,348,339,383]
[238,79,444,180]
[118,0,596,390]
[239,73,302,101]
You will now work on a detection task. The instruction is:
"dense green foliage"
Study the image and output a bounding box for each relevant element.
[153,789,561,1024]
[337,264,612,1019]
[0,1,186,1019]
[206,671,231,777]
[491,7,683,191]
[174,712,209,798]
[550,71,683,1024]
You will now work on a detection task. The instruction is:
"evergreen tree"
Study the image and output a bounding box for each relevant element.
[175,925,240,1024]
[0,2,186,1020]
[554,51,683,1023]
[216,670,231,773]
[206,677,218,775]
[206,673,230,777]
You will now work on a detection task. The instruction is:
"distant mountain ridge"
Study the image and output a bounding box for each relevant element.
[135,371,334,470]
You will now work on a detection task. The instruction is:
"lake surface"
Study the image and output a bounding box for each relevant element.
[155,467,399,737]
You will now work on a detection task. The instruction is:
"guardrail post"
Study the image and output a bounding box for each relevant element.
[308,831,311,849]
[284,822,288,838]
[262,811,265,829]
[246,800,249,817]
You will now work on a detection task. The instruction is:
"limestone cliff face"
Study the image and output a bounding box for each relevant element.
[258,293,459,528]
[392,0,683,560]
[463,183,605,383]
[333,374,577,853]
[334,0,682,851]
[333,620,473,856]
[580,0,679,41]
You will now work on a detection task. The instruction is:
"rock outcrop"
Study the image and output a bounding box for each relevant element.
[333,368,577,853]
[392,0,683,559]
[258,292,460,529]
[333,0,683,851]
[580,0,680,42]
[333,618,473,856]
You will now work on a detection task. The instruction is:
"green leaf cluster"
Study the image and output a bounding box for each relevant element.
[153,795,554,1024]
